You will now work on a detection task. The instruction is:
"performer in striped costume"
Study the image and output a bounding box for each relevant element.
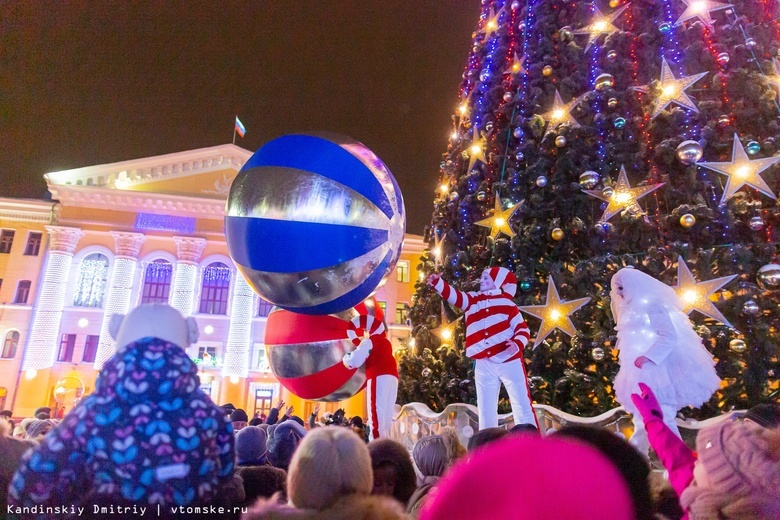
[428,267,538,430]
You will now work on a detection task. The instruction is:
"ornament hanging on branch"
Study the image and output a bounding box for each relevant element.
[519,277,591,346]
[583,165,664,221]
[632,58,707,119]
[674,256,737,326]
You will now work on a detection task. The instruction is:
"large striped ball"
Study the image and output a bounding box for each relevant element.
[226,133,406,315]
[263,298,384,401]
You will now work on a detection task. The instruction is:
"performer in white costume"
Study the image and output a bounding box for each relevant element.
[610,267,721,455]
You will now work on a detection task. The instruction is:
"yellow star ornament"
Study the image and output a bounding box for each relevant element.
[698,134,780,205]
[583,166,664,221]
[541,90,587,128]
[475,198,521,239]
[519,277,591,346]
[466,129,488,172]
[674,256,736,327]
[675,0,732,26]
[573,4,629,50]
[431,303,463,344]
[633,59,707,119]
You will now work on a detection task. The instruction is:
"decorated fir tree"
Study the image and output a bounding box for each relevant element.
[401,0,780,417]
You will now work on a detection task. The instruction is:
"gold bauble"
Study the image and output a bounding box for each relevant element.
[555,135,567,147]
[551,228,564,240]
[609,0,620,7]
[729,339,747,353]
[680,214,696,228]
[543,65,553,77]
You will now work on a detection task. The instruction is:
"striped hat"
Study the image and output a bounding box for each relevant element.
[484,267,517,297]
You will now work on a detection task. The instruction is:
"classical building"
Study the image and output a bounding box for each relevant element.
[0,144,424,419]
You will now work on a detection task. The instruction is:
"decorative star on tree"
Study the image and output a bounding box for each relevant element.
[431,302,462,344]
[632,59,707,119]
[482,4,504,37]
[431,233,445,267]
[465,129,488,171]
[541,90,587,128]
[475,198,521,239]
[519,277,591,346]
[505,53,526,75]
[674,256,736,327]
[698,133,780,204]
[583,166,664,221]
[675,0,733,26]
[573,4,629,50]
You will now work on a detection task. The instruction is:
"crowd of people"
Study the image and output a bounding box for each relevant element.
[2,303,780,519]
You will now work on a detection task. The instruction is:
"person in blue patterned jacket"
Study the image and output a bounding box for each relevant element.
[8,304,236,516]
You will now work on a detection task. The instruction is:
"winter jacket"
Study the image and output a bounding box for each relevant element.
[0,420,35,510]
[8,337,235,512]
[243,493,410,520]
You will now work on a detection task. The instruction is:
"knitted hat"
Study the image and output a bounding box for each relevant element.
[109,303,198,353]
[235,425,268,465]
[26,419,56,439]
[267,420,307,470]
[483,267,517,297]
[230,408,249,423]
[693,419,780,499]
[744,403,780,429]
[420,436,635,520]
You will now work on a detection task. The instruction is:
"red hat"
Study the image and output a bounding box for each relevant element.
[484,267,517,297]
[420,435,635,520]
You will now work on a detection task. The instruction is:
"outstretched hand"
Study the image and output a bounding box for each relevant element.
[630,382,663,424]
[427,273,441,287]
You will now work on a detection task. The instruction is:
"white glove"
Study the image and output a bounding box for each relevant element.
[342,337,373,369]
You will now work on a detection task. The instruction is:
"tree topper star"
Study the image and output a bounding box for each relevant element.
[519,277,591,346]
[541,90,587,128]
[475,198,521,239]
[675,0,733,26]
[698,133,780,204]
[574,4,629,50]
[674,256,736,327]
[583,166,664,221]
[632,58,707,119]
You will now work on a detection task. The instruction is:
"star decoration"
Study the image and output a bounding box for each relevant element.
[573,4,629,50]
[583,166,664,221]
[482,5,504,38]
[675,0,733,26]
[674,256,736,327]
[475,198,521,239]
[505,53,526,75]
[431,233,445,267]
[764,58,780,103]
[632,59,707,119]
[541,90,587,128]
[698,133,780,204]
[466,129,488,171]
[431,303,462,344]
[519,277,591,346]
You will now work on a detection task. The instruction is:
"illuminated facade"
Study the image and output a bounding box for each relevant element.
[0,144,424,419]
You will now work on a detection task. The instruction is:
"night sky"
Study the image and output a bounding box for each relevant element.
[1,2,479,235]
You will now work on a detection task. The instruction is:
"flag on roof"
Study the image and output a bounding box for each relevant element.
[235,116,246,138]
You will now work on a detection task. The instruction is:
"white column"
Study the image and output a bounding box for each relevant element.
[22,226,85,370]
[222,274,253,379]
[94,232,146,369]
[170,237,206,317]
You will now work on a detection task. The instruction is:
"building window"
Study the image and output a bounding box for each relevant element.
[82,335,99,363]
[257,298,274,317]
[24,232,43,256]
[14,280,31,304]
[0,230,15,254]
[377,301,387,314]
[198,346,218,364]
[73,253,109,307]
[57,334,76,362]
[2,331,20,359]
[396,260,410,283]
[252,345,270,371]
[395,302,409,324]
[141,259,173,304]
[199,262,230,315]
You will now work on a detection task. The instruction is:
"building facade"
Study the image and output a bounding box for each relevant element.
[0,144,424,419]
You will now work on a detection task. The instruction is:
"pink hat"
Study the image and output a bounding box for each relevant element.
[484,267,517,297]
[420,435,635,520]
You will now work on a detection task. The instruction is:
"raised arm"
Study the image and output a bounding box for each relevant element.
[427,274,472,311]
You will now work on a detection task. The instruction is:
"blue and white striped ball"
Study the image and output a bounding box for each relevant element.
[225,133,406,315]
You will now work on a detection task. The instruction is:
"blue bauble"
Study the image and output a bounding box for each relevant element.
[226,133,406,315]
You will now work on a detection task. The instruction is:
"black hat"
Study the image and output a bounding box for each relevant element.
[230,408,249,423]
[33,407,51,420]
[745,403,780,429]
[0,410,12,418]
[220,403,236,413]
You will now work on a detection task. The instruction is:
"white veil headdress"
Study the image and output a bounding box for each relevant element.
[610,267,684,326]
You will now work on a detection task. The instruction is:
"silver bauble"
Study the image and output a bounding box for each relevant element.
[536,176,548,187]
[579,171,600,189]
[602,186,614,199]
[591,347,606,361]
[742,299,760,316]
[749,216,765,231]
[757,263,780,290]
[676,140,703,165]
[729,339,747,353]
[555,135,567,147]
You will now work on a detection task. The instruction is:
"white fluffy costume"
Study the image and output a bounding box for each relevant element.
[610,267,720,454]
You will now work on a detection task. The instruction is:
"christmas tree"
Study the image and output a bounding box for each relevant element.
[400,0,780,417]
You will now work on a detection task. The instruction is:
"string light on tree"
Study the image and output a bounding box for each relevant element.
[573,5,629,50]
[674,256,737,327]
[675,0,733,26]
[632,59,707,119]
[697,134,780,204]
[583,166,664,220]
[475,198,522,239]
[518,277,591,345]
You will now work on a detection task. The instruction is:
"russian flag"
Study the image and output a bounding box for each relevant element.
[235,116,246,138]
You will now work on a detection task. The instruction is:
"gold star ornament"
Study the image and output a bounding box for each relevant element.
[633,59,707,119]
[573,4,629,50]
[674,256,736,327]
[698,134,780,204]
[541,90,587,128]
[505,53,526,75]
[519,277,591,346]
[431,303,463,344]
[466,129,488,171]
[675,0,732,26]
[583,166,664,221]
[475,198,521,239]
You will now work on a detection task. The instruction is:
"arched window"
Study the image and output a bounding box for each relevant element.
[73,253,109,307]
[199,262,230,315]
[2,331,19,359]
[141,259,173,304]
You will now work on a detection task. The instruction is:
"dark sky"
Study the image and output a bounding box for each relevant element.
[1,2,479,235]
